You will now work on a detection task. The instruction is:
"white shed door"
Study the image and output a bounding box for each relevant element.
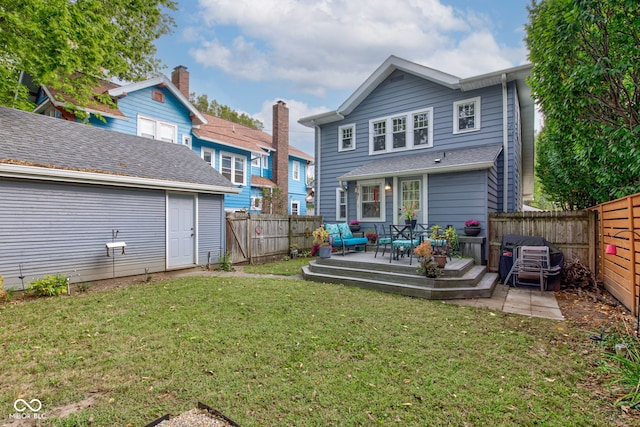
[168,194,195,268]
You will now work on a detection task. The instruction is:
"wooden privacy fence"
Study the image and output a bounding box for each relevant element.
[488,211,595,272]
[226,213,322,264]
[592,193,640,316]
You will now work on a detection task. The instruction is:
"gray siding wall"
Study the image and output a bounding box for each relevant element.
[317,69,510,221]
[198,193,224,265]
[1,179,166,288]
[487,162,499,213]
[428,170,490,233]
[505,81,521,212]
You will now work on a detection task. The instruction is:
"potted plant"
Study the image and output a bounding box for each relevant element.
[429,225,448,268]
[289,243,299,259]
[364,229,377,244]
[401,203,418,229]
[313,225,332,258]
[349,219,361,232]
[464,219,481,236]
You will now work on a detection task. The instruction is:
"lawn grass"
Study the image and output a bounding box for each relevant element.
[242,257,310,276]
[0,275,617,426]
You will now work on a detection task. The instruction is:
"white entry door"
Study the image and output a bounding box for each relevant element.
[168,194,195,268]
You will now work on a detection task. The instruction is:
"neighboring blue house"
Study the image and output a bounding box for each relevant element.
[34,67,313,215]
[299,55,534,247]
[193,101,313,215]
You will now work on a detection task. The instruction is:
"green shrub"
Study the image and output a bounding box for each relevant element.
[28,274,68,297]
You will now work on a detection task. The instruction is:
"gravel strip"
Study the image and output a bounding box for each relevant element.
[156,408,235,427]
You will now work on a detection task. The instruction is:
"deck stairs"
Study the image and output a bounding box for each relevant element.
[301,253,498,300]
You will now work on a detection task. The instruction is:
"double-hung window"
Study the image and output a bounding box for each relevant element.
[369,108,433,154]
[220,152,246,185]
[372,120,387,152]
[137,115,177,143]
[338,124,356,151]
[359,181,384,221]
[201,148,215,167]
[336,188,347,221]
[453,97,481,133]
[292,161,301,181]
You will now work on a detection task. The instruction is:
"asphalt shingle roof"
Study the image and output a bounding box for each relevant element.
[0,106,235,191]
[338,144,503,180]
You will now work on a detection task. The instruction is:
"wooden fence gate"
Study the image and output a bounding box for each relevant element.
[225,213,322,264]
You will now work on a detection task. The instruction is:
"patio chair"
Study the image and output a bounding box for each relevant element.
[504,245,561,292]
[374,223,392,258]
[389,224,420,265]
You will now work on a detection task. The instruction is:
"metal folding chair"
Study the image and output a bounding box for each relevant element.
[504,245,561,292]
[389,224,420,265]
[374,223,391,258]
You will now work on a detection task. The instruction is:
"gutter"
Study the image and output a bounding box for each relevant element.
[0,163,241,195]
[502,73,508,212]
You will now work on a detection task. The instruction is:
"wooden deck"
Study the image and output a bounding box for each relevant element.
[301,250,498,300]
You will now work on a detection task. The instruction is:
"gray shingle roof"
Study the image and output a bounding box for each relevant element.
[338,144,503,180]
[0,106,236,192]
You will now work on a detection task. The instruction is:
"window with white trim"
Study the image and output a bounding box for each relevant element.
[251,156,260,167]
[219,152,246,185]
[291,200,300,215]
[369,108,433,154]
[336,188,347,221]
[338,124,356,151]
[182,135,192,148]
[292,161,300,181]
[201,148,214,167]
[137,115,177,143]
[359,181,384,221]
[453,97,481,133]
[251,196,262,211]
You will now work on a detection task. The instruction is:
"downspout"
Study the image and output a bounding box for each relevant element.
[502,73,508,212]
[314,125,321,214]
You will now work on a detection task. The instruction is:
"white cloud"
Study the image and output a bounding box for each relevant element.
[191,0,521,95]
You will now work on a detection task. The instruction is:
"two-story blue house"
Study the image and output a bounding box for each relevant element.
[34,66,313,215]
[192,101,313,215]
[299,55,534,242]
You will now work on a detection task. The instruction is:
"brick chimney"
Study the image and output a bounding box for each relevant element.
[272,100,289,214]
[171,65,190,98]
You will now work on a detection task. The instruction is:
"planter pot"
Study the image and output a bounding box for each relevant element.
[349,225,361,232]
[433,254,447,268]
[317,245,332,259]
[404,219,417,229]
[463,226,481,236]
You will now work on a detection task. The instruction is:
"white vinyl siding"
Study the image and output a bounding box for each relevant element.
[453,96,481,133]
[369,108,433,154]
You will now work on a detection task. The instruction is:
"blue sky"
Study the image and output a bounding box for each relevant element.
[154,0,532,155]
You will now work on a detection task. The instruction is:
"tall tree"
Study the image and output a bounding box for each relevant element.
[526,0,640,208]
[191,93,264,130]
[0,0,176,111]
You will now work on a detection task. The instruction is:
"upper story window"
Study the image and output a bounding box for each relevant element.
[292,161,301,181]
[338,124,356,152]
[369,108,433,155]
[182,135,192,148]
[220,151,246,185]
[137,115,177,143]
[201,148,214,167]
[453,96,481,133]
